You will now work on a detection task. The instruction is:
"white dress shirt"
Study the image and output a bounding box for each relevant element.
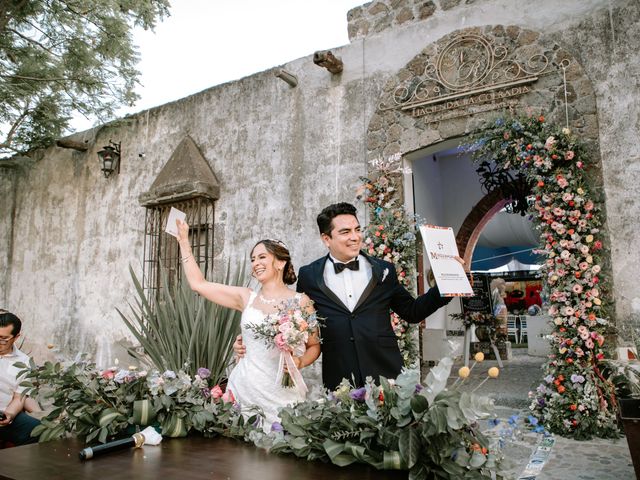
[323,254,373,311]
[0,345,30,410]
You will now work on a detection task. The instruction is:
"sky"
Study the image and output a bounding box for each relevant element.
[71,0,365,132]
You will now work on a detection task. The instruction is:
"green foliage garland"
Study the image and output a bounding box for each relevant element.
[22,355,502,479]
[262,365,498,479]
[20,358,255,444]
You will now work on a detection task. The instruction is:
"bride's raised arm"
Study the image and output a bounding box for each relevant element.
[176,219,250,311]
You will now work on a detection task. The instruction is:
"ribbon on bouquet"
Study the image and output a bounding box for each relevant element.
[276,351,308,395]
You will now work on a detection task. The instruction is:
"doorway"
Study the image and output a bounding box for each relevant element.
[404,138,546,361]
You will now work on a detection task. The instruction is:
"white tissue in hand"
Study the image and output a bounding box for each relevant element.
[141,426,162,446]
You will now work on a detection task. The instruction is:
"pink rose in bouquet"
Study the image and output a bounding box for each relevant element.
[210,385,223,399]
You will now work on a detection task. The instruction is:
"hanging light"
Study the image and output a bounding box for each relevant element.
[475,161,533,216]
[97,141,121,178]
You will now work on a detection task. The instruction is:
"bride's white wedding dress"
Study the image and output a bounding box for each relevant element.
[226,291,306,432]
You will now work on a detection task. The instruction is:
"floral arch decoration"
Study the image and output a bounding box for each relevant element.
[471,114,619,439]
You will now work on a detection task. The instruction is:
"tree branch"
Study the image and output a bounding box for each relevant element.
[0,106,31,150]
[0,74,108,86]
[7,27,62,57]
[58,0,110,37]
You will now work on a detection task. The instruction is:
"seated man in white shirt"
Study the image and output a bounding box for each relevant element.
[0,310,40,447]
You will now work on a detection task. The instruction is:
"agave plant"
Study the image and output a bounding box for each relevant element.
[118,261,248,384]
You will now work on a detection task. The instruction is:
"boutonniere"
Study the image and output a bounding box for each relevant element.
[381,268,389,283]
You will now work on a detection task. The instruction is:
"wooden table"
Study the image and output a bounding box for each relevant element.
[0,436,407,480]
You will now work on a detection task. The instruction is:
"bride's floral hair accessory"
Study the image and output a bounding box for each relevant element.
[265,239,288,251]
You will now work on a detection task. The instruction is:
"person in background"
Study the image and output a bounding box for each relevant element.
[0,310,40,447]
[490,278,508,334]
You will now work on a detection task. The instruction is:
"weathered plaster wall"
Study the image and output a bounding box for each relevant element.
[1,0,638,364]
[0,167,17,307]
[548,1,640,322]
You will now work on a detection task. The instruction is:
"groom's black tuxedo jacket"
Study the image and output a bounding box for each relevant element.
[297,252,451,390]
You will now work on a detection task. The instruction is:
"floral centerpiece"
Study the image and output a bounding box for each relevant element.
[19,358,254,444]
[357,153,420,366]
[471,113,618,439]
[256,355,502,479]
[246,297,320,392]
[20,352,509,479]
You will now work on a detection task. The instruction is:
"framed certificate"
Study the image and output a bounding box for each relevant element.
[419,224,473,297]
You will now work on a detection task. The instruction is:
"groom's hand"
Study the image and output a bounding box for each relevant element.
[233,334,246,360]
[454,256,473,284]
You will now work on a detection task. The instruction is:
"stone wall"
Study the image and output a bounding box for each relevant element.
[1,0,639,365]
[0,167,17,306]
[347,0,438,40]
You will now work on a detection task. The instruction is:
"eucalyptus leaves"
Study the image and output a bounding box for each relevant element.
[256,359,499,480]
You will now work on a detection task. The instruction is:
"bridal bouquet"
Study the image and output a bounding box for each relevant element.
[246,298,320,392]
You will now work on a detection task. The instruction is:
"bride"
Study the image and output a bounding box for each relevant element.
[176,219,321,431]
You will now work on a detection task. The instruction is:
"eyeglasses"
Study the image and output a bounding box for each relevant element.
[0,336,14,344]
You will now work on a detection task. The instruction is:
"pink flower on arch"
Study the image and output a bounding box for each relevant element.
[556,175,569,188]
[544,136,556,150]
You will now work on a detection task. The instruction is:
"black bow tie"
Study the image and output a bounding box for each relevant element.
[331,258,359,274]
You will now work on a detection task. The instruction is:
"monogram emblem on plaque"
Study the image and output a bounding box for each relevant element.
[380,32,567,120]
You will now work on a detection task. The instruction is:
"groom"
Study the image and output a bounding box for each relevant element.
[237,202,456,390]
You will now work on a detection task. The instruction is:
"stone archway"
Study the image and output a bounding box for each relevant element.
[366,24,606,268]
[365,26,621,438]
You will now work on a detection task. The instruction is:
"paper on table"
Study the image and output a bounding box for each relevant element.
[165,207,186,238]
[419,224,473,297]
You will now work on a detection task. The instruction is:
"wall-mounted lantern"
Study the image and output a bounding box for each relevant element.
[97,141,121,178]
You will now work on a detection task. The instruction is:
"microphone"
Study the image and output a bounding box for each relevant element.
[79,430,154,460]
